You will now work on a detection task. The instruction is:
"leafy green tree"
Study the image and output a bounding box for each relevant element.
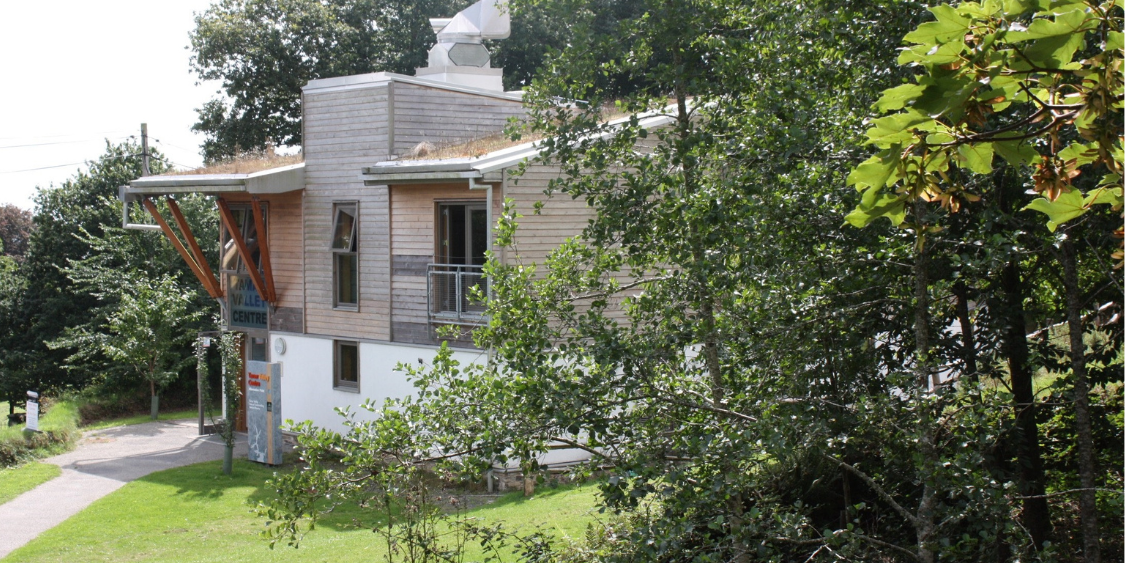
[0,252,27,416]
[100,274,203,419]
[2,142,154,400]
[0,141,218,412]
[188,0,645,162]
[846,2,1123,559]
[263,1,1121,561]
[266,1,1024,562]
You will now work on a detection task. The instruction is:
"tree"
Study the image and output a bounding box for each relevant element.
[100,274,202,419]
[267,1,1019,561]
[1,141,218,410]
[188,0,642,162]
[0,204,33,259]
[1,142,153,401]
[263,0,1121,561]
[846,2,1123,559]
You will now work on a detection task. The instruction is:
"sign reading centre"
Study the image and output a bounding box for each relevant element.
[246,361,283,465]
[229,274,268,329]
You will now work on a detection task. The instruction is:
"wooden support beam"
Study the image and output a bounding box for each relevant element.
[165,196,223,299]
[142,198,221,299]
[250,197,276,302]
[216,197,272,305]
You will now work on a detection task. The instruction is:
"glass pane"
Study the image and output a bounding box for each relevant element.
[339,343,358,384]
[250,337,268,362]
[220,209,245,271]
[241,215,260,273]
[447,205,466,264]
[331,207,356,250]
[470,208,487,266]
[335,254,358,306]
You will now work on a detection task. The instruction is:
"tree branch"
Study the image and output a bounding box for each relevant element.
[823,454,920,528]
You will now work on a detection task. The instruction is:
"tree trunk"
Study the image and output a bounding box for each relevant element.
[223,445,233,475]
[1060,237,1100,563]
[952,280,978,383]
[999,259,1052,549]
[912,202,937,563]
[149,377,158,420]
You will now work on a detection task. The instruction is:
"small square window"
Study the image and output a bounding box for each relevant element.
[334,340,359,391]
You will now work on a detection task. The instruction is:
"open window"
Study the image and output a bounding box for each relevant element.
[331,203,358,309]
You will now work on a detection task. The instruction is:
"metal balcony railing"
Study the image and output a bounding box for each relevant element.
[427,264,487,325]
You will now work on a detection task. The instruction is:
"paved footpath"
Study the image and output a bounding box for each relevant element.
[0,419,247,559]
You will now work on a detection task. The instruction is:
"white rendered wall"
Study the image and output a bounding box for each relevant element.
[270,333,488,434]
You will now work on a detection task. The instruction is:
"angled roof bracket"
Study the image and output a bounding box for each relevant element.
[141,197,223,299]
[250,197,277,303]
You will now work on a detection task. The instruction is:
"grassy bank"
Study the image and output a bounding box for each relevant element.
[0,400,81,467]
[0,462,61,506]
[6,459,601,563]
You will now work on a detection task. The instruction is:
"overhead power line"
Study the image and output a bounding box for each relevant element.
[0,153,144,175]
[0,136,130,150]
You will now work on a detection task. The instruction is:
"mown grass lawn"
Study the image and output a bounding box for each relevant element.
[5,459,602,563]
[0,462,60,506]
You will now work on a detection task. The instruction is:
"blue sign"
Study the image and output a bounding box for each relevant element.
[229,274,268,329]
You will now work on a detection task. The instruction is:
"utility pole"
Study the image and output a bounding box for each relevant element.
[141,123,151,177]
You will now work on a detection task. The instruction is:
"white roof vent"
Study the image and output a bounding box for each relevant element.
[415,0,509,91]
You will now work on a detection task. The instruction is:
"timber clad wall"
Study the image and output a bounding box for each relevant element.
[304,84,393,341]
[301,76,523,343]
[504,163,632,323]
[391,83,527,156]
[504,164,592,266]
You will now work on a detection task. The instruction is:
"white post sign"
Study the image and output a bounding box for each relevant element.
[25,391,39,432]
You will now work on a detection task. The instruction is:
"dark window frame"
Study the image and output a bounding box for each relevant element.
[333,340,359,392]
[331,202,359,310]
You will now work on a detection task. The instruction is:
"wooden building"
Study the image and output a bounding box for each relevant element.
[121,1,670,471]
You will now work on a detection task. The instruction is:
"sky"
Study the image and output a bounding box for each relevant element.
[0,0,221,210]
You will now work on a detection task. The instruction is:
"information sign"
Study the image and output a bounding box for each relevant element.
[245,361,283,465]
[25,391,39,432]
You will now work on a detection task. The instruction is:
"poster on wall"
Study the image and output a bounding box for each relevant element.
[246,361,282,465]
[229,274,268,329]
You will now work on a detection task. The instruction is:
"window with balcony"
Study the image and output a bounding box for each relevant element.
[331,203,358,309]
[429,202,487,323]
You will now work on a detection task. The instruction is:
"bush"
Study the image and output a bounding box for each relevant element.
[0,398,80,467]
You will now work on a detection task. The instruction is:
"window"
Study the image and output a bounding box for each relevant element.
[221,204,268,329]
[428,202,488,322]
[437,202,487,266]
[331,203,358,308]
[334,340,359,391]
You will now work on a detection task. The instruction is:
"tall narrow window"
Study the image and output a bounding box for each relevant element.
[331,203,358,308]
[334,340,359,391]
